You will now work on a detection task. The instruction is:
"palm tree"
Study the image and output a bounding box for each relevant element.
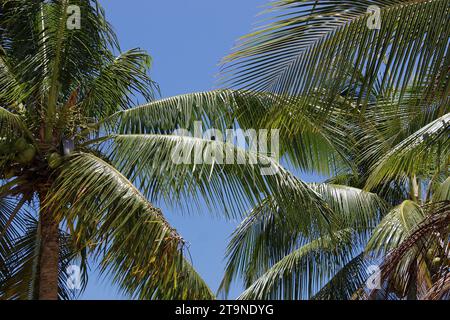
[219,0,449,299]
[0,0,332,300]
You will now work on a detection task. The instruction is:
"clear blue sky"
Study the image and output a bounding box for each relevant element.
[81,0,323,300]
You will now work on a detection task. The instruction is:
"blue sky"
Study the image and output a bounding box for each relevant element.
[81,0,322,300]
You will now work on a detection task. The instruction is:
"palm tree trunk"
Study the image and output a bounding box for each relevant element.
[38,193,59,300]
[407,263,418,300]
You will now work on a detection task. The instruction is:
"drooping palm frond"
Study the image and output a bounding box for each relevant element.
[44,152,213,299]
[366,200,426,257]
[0,216,41,300]
[106,254,214,300]
[371,201,450,299]
[0,196,26,285]
[0,209,86,300]
[365,113,450,191]
[223,0,450,110]
[220,183,386,298]
[311,253,371,300]
[237,229,359,300]
[94,133,334,225]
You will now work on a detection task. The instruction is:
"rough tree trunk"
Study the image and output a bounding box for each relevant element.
[38,193,59,300]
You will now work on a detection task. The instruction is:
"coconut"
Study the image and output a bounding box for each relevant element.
[48,152,62,169]
[14,137,28,152]
[16,145,36,164]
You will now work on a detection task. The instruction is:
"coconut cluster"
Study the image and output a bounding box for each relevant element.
[0,137,36,178]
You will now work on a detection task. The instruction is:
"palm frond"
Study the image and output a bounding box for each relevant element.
[365,113,450,190]
[220,183,385,298]
[80,48,158,119]
[371,201,450,299]
[96,133,334,223]
[223,0,450,110]
[45,152,213,299]
[0,107,30,137]
[312,253,370,300]
[101,90,256,135]
[0,213,87,300]
[237,229,357,300]
[0,196,26,284]
[366,200,425,257]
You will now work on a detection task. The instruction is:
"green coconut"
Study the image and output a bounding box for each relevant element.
[433,257,441,265]
[14,137,28,152]
[48,152,62,169]
[15,145,36,165]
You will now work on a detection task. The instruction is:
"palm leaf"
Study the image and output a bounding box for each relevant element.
[220,183,386,298]
[366,200,426,257]
[311,253,370,300]
[96,133,334,224]
[365,113,450,190]
[237,229,357,300]
[45,152,213,299]
[223,0,449,110]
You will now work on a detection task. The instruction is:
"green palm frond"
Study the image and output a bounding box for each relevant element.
[248,93,357,175]
[103,90,233,133]
[220,183,386,298]
[80,48,158,119]
[0,107,30,137]
[366,200,425,257]
[311,253,370,300]
[309,184,388,230]
[109,255,215,300]
[223,0,449,109]
[0,196,26,284]
[365,113,450,190]
[0,0,117,107]
[0,46,28,106]
[97,133,333,222]
[150,259,215,300]
[0,214,87,300]
[45,152,210,299]
[372,201,450,299]
[433,177,450,202]
[237,229,356,300]
[101,90,272,135]
[0,216,41,300]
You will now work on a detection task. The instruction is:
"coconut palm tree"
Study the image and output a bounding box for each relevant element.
[219,0,449,300]
[0,0,347,300]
